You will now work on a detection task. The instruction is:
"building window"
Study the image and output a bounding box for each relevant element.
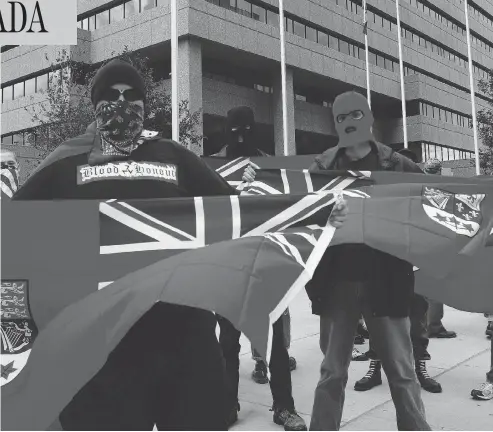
[237,0,252,17]
[266,9,279,27]
[317,30,328,46]
[13,82,24,100]
[142,0,156,11]
[12,133,24,146]
[339,40,350,55]
[95,10,110,29]
[252,5,266,23]
[111,4,125,23]
[306,25,317,43]
[36,74,48,92]
[293,20,305,38]
[285,17,293,33]
[25,77,36,96]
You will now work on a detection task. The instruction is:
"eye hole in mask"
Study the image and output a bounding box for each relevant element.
[100,88,143,103]
[336,110,364,124]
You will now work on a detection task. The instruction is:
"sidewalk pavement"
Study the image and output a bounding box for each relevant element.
[229,290,492,431]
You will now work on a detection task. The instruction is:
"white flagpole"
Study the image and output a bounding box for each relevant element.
[278,0,289,156]
[363,0,371,108]
[464,0,481,175]
[395,0,408,149]
[171,0,179,142]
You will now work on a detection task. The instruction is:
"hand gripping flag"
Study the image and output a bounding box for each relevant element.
[1,192,338,431]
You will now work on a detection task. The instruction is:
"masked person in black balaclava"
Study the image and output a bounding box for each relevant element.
[307,91,431,431]
[14,59,236,431]
[213,107,304,431]
[213,106,269,158]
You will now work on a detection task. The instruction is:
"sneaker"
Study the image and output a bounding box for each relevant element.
[429,327,457,338]
[226,402,240,429]
[289,356,297,372]
[357,321,370,339]
[352,347,369,361]
[251,360,269,384]
[486,322,493,338]
[272,407,307,431]
[471,382,493,400]
[354,334,365,345]
[416,360,442,393]
[354,360,382,391]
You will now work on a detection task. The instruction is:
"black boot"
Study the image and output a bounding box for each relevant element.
[416,360,442,393]
[251,360,269,384]
[226,401,240,429]
[354,360,382,391]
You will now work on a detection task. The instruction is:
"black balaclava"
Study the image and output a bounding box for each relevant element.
[225,106,257,157]
[332,91,374,148]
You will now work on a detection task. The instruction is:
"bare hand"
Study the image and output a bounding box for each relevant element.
[242,163,258,183]
[329,198,348,228]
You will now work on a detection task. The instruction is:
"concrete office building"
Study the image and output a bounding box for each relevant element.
[2,0,493,181]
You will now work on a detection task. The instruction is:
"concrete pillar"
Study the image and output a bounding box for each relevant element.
[178,37,203,155]
[273,66,296,156]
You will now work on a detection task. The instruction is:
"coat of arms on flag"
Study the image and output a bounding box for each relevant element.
[422,187,485,237]
[1,280,38,385]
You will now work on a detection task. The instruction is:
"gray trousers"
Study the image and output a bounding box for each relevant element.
[310,281,431,431]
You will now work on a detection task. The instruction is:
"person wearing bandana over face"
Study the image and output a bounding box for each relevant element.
[213,107,304,431]
[1,150,20,199]
[14,59,236,431]
[306,91,431,431]
[213,106,269,158]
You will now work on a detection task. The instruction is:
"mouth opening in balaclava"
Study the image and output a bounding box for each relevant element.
[332,91,374,148]
[226,106,257,157]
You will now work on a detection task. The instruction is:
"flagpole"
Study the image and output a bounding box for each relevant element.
[171,0,179,142]
[278,0,289,156]
[395,0,408,149]
[464,0,481,175]
[363,0,371,108]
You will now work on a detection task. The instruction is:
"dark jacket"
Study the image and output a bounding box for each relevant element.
[306,141,423,318]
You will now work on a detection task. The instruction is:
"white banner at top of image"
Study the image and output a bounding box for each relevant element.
[0,0,77,45]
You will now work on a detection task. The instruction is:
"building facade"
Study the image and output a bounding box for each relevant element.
[2,0,492,181]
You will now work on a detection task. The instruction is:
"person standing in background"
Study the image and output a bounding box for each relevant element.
[423,158,457,339]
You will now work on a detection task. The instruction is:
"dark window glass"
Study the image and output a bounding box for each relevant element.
[96,10,110,28]
[293,20,305,37]
[339,39,350,55]
[36,74,48,92]
[125,0,140,17]
[12,133,24,146]
[358,46,365,60]
[88,15,96,31]
[369,51,377,65]
[285,17,293,33]
[352,44,359,58]
[25,77,36,96]
[267,10,279,27]
[237,0,251,17]
[13,82,24,100]
[317,30,328,46]
[111,4,125,23]
[142,0,156,10]
[252,5,266,23]
[329,35,339,50]
[2,135,13,145]
[376,54,384,68]
[306,26,317,42]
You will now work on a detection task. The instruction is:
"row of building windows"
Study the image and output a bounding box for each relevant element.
[468,1,493,29]
[1,130,36,147]
[0,45,19,53]
[77,0,165,31]
[419,102,472,129]
[0,69,66,104]
[422,142,473,162]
